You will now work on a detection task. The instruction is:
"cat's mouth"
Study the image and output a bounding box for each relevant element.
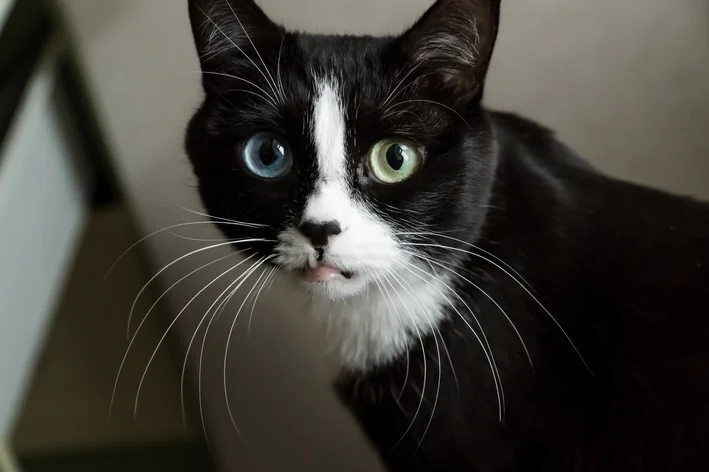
[301,263,355,282]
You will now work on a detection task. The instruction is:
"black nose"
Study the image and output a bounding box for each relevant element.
[299,220,342,247]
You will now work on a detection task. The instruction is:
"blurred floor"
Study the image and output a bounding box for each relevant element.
[10,204,213,471]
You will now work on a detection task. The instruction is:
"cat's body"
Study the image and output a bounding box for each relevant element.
[184,0,709,470]
[338,111,709,471]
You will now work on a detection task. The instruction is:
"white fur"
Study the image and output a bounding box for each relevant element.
[311,81,347,182]
[309,268,451,371]
[275,78,451,371]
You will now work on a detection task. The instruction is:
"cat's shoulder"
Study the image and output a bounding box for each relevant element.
[489,110,594,172]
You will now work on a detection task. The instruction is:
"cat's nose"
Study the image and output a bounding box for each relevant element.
[299,220,342,247]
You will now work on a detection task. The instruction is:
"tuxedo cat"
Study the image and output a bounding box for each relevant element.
[184,0,709,470]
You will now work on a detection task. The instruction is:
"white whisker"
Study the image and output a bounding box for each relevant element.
[382,269,440,451]
[223,257,274,435]
[391,267,460,393]
[276,34,287,100]
[199,71,278,108]
[197,5,280,104]
[397,259,505,422]
[222,87,282,110]
[385,99,473,132]
[109,251,237,418]
[380,62,422,109]
[403,249,533,371]
[180,255,261,435]
[167,231,243,243]
[177,205,268,228]
[366,270,412,400]
[124,238,271,341]
[105,221,267,280]
[224,0,282,102]
[403,241,592,373]
[397,231,532,290]
[133,254,260,418]
[194,263,247,443]
[247,266,277,339]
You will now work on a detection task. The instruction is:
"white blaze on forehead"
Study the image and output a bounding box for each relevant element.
[304,78,351,225]
[312,79,347,182]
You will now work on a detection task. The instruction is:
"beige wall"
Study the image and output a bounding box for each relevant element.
[58,1,709,471]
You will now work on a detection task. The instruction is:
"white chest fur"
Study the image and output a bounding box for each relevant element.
[306,269,452,371]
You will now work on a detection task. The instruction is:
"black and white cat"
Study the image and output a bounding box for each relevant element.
[184,0,709,470]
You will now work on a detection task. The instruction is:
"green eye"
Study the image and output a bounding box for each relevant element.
[368,138,420,184]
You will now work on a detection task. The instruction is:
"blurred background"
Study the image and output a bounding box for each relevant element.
[0,0,707,471]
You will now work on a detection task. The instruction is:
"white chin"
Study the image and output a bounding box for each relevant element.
[299,275,368,300]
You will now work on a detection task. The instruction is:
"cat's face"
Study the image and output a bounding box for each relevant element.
[185,0,500,302]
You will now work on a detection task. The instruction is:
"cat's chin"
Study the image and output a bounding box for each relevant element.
[286,266,369,301]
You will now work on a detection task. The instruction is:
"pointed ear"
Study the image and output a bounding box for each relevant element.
[187,0,281,67]
[399,0,501,104]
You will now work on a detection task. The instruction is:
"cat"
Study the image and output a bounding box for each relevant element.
[184,0,709,470]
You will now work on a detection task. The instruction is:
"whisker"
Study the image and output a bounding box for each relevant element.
[125,238,272,341]
[224,0,282,102]
[397,231,532,290]
[276,34,287,100]
[394,228,478,237]
[237,266,267,334]
[222,88,281,110]
[385,99,473,133]
[367,271,416,426]
[391,268,460,393]
[380,62,422,109]
[397,259,505,422]
[177,205,268,228]
[403,249,534,371]
[133,254,260,418]
[194,263,247,442]
[168,231,244,243]
[198,71,278,108]
[223,256,274,435]
[105,219,267,280]
[180,255,261,433]
[367,270,411,400]
[196,5,280,104]
[247,266,277,339]
[382,269,441,451]
[109,251,238,418]
[263,267,280,294]
[403,241,592,373]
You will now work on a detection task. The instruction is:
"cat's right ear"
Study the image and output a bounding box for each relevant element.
[187,0,281,69]
[398,0,501,104]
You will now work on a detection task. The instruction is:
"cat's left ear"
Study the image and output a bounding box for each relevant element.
[399,0,501,104]
[187,0,281,69]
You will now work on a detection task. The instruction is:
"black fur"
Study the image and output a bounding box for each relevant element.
[184,0,709,470]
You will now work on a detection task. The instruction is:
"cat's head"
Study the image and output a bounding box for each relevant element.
[185,0,501,302]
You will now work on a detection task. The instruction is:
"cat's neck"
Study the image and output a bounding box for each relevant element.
[304,268,455,372]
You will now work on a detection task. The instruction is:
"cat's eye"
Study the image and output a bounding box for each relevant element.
[368,138,420,184]
[241,132,293,179]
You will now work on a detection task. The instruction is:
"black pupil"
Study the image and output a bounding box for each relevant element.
[386,144,406,171]
[258,137,284,166]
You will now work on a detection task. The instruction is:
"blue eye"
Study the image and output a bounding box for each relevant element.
[241,132,292,179]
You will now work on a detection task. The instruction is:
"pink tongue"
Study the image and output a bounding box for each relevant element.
[305,264,342,281]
